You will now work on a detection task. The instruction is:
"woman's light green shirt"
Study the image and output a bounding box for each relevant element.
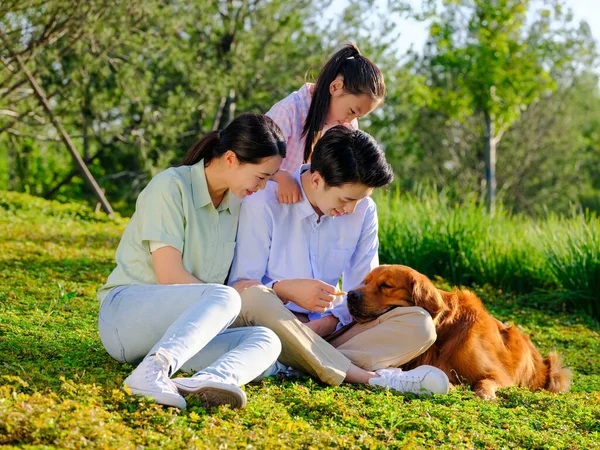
[97,160,240,304]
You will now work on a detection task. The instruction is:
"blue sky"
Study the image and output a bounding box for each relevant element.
[325,0,600,57]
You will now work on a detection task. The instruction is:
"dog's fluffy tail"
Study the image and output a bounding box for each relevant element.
[544,352,572,393]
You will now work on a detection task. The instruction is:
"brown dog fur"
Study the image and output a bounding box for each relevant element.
[347,265,572,399]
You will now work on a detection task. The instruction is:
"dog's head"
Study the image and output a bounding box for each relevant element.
[347,265,448,323]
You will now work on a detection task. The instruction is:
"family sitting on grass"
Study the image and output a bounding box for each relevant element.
[97,44,450,410]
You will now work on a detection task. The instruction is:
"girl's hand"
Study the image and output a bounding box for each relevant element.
[273,170,302,204]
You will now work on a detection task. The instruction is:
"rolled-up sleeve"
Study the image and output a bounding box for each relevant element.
[137,175,185,253]
[228,202,273,286]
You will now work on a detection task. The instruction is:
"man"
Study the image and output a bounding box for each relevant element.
[228,126,449,394]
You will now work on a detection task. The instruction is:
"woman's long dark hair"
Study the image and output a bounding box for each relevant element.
[180,113,286,166]
[302,43,385,163]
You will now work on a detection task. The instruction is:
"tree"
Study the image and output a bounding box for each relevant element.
[498,72,600,216]
[0,0,133,214]
[0,0,333,213]
[417,0,594,214]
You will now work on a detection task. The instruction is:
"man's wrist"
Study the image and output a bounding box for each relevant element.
[271,281,289,305]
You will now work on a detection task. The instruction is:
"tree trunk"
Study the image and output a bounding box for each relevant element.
[8,48,114,216]
[483,110,497,215]
[7,134,17,190]
[44,148,104,199]
[212,89,236,131]
[82,83,92,160]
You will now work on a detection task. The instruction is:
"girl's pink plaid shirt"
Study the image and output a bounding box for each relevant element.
[266,83,359,174]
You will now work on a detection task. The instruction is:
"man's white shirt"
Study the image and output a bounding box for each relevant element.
[228,164,380,327]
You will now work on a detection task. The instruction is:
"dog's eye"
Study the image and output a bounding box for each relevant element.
[379,282,393,290]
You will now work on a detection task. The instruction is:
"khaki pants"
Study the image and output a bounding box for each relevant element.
[231,285,436,386]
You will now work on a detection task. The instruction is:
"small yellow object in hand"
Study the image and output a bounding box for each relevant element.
[333,291,347,296]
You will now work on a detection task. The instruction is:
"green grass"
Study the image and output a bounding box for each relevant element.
[377,188,600,319]
[1,190,599,449]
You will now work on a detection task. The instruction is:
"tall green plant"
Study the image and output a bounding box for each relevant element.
[375,189,598,318]
[542,213,600,317]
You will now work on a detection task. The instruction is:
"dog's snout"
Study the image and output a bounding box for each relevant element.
[347,290,362,302]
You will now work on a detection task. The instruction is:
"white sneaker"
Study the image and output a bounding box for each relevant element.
[369,365,450,395]
[172,374,247,409]
[123,348,187,409]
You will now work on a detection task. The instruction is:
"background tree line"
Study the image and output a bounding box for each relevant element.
[1,0,598,216]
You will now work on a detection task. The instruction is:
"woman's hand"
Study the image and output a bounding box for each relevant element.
[273,170,302,204]
[305,316,340,337]
[231,279,260,295]
[273,279,337,312]
[152,246,203,284]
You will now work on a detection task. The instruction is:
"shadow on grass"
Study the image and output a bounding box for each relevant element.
[0,232,122,250]
[1,256,115,285]
[0,328,129,391]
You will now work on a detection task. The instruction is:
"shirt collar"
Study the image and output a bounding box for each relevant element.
[216,190,232,212]
[293,164,320,220]
[191,160,234,213]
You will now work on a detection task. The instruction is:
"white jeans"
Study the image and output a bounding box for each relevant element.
[98,284,282,386]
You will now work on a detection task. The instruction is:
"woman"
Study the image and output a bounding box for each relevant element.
[97,114,286,410]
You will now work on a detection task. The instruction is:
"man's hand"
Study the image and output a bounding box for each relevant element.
[231,279,260,295]
[273,170,302,204]
[305,315,339,337]
[273,278,337,312]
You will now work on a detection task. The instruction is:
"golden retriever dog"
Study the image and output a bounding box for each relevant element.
[346,265,571,399]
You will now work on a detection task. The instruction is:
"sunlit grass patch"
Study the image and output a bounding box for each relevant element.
[1,191,599,448]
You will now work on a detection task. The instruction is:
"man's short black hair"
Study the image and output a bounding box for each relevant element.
[310,126,394,188]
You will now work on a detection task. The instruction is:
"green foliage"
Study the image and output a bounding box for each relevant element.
[425,0,553,129]
[377,188,600,318]
[2,0,600,217]
[411,0,598,211]
[0,190,121,223]
[420,0,591,132]
[0,0,332,213]
[542,212,600,318]
[1,191,599,448]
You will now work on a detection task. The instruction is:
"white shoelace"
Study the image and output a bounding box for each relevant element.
[379,370,423,393]
[145,349,179,394]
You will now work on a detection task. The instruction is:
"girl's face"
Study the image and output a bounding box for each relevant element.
[226,153,282,198]
[310,171,373,217]
[325,77,381,128]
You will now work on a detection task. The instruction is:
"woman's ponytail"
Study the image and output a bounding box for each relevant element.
[180,114,286,167]
[180,130,220,166]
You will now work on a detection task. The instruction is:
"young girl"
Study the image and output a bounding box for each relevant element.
[97,114,286,410]
[267,42,385,203]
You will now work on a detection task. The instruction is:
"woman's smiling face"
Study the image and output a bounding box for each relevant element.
[228,154,282,198]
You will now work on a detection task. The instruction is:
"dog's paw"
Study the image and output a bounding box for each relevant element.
[475,389,497,400]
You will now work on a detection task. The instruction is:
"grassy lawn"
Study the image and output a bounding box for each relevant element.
[1,191,599,449]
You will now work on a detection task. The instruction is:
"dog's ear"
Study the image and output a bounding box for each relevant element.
[411,273,448,321]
